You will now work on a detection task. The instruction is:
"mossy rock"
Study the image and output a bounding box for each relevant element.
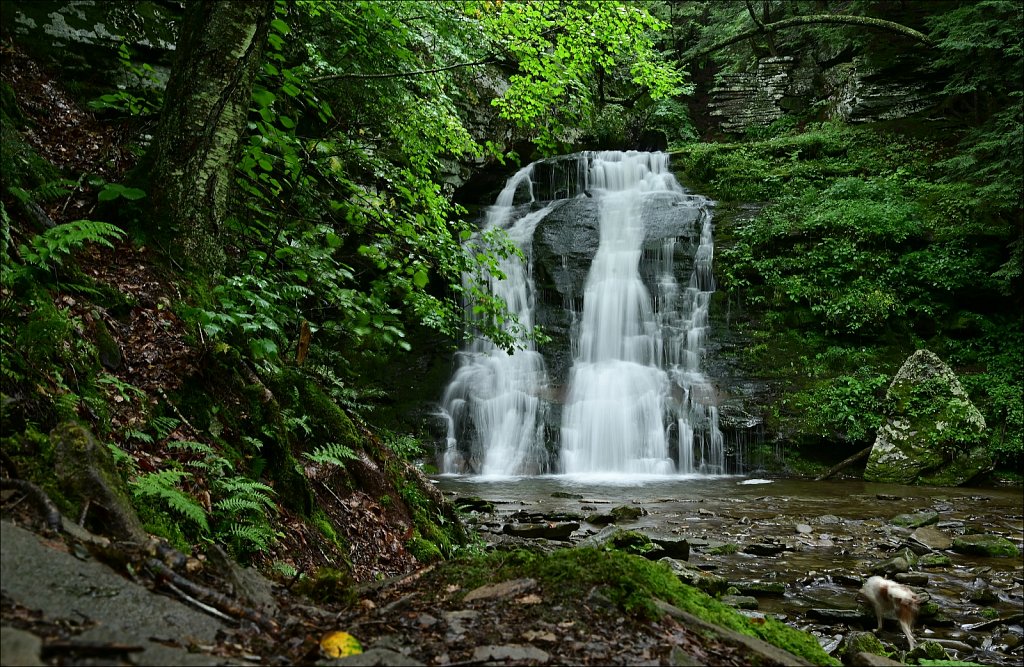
[610,505,647,522]
[918,552,952,568]
[442,548,837,665]
[294,567,357,606]
[864,350,990,486]
[906,640,949,661]
[890,511,939,528]
[951,534,1019,558]
[838,631,886,660]
[51,421,146,540]
[407,534,444,563]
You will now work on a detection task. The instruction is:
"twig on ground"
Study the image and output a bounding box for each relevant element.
[146,558,280,634]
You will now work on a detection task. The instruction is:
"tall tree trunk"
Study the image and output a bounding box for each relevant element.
[146,0,274,276]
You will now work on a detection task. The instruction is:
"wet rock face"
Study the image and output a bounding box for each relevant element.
[864,349,991,486]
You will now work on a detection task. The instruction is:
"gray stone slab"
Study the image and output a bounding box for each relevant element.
[1,521,228,665]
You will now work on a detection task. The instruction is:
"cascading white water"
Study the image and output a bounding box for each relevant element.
[438,165,555,476]
[666,197,725,473]
[560,152,676,474]
[440,151,725,477]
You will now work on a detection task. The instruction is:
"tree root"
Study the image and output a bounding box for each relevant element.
[3,475,270,632]
[1,478,63,533]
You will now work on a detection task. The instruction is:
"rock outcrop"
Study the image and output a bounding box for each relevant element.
[864,349,991,486]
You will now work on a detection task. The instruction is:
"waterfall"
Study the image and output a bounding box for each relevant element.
[439,151,724,477]
[438,165,555,475]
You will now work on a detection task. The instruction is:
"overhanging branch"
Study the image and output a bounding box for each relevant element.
[690,13,933,61]
[310,56,500,83]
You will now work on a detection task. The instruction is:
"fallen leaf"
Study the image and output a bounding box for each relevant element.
[516,594,543,604]
[320,631,362,659]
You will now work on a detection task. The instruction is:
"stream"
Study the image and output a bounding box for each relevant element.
[433,474,1024,665]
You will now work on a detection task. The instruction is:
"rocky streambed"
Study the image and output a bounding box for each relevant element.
[436,475,1024,666]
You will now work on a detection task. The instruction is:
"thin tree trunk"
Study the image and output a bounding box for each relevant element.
[146,0,274,276]
[814,445,873,481]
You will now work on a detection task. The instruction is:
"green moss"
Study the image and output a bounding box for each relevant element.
[294,375,363,450]
[294,567,357,607]
[441,548,838,666]
[3,426,73,515]
[706,543,740,556]
[136,504,191,552]
[311,509,347,551]
[407,533,444,563]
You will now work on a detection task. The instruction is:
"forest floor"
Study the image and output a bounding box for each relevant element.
[0,45,817,666]
[2,500,803,666]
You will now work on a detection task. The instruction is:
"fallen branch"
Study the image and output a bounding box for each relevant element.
[963,612,1024,632]
[814,445,873,481]
[146,558,280,634]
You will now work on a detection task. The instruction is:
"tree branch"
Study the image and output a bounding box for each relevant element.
[310,56,500,83]
[690,13,933,61]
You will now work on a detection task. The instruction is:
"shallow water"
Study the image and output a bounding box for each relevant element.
[433,474,1024,664]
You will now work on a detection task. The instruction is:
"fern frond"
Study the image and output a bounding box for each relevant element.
[34,178,78,202]
[126,429,153,444]
[214,476,275,510]
[151,415,181,439]
[130,470,209,532]
[304,442,358,467]
[167,439,215,455]
[19,220,126,269]
[215,497,267,516]
[224,521,276,553]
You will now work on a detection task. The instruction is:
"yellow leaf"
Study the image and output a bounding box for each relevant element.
[320,631,362,659]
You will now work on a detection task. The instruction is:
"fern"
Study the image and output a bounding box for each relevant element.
[130,470,209,532]
[126,429,153,444]
[212,475,278,558]
[167,439,215,456]
[19,220,126,269]
[224,521,276,555]
[151,415,181,440]
[304,442,358,467]
[215,496,268,515]
[214,476,275,511]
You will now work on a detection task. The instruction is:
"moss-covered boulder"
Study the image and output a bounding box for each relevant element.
[864,350,991,486]
[838,631,886,663]
[951,534,1019,558]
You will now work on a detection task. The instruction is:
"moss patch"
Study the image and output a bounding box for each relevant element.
[440,548,838,666]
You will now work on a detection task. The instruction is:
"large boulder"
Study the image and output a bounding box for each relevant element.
[864,350,990,486]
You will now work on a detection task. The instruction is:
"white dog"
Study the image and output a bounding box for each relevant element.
[860,576,928,649]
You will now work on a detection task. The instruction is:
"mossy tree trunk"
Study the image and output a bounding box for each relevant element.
[145,0,274,276]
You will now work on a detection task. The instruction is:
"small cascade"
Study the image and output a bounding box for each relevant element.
[666,199,725,473]
[439,151,726,477]
[438,165,555,476]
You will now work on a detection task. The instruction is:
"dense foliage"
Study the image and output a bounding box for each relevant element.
[675,120,1020,468]
[0,0,684,561]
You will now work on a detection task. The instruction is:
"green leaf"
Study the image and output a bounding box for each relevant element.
[271,18,291,35]
[253,88,276,108]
